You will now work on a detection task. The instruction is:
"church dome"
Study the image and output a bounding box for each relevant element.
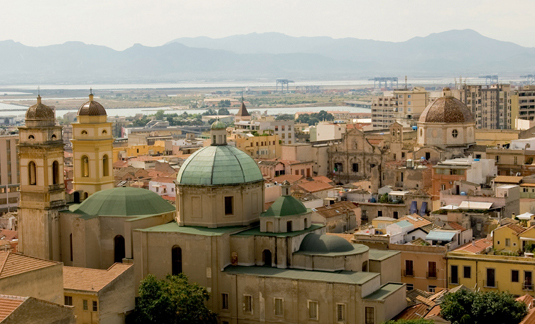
[262,195,308,217]
[419,88,474,124]
[211,120,226,130]
[299,233,359,253]
[177,145,263,186]
[72,187,175,217]
[78,94,107,116]
[25,96,55,121]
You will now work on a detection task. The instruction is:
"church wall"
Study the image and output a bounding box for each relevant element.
[230,236,255,266]
[253,236,277,267]
[369,253,401,285]
[98,265,135,324]
[18,208,62,261]
[59,212,75,266]
[0,263,64,305]
[123,212,174,259]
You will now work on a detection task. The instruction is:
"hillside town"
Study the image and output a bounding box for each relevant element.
[1,80,535,323]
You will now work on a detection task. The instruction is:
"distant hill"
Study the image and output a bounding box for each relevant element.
[0,29,534,84]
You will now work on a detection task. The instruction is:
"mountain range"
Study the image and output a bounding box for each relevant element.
[1,29,534,84]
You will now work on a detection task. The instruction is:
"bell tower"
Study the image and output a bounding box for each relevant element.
[71,91,113,198]
[18,95,65,260]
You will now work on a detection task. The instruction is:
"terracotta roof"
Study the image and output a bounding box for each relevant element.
[314,201,357,219]
[161,195,175,203]
[521,307,535,324]
[424,305,442,319]
[507,223,527,235]
[394,303,428,320]
[518,294,535,309]
[297,180,334,193]
[416,295,436,308]
[448,222,467,232]
[272,174,303,184]
[0,252,59,279]
[0,295,27,321]
[406,289,433,307]
[150,177,175,184]
[494,176,523,184]
[0,230,17,241]
[313,176,333,184]
[64,263,132,292]
[454,238,492,254]
[398,215,432,229]
[113,160,128,168]
[419,94,474,124]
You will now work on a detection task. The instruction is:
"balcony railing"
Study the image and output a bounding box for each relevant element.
[523,283,534,291]
[449,277,459,285]
[427,272,437,279]
[403,270,414,277]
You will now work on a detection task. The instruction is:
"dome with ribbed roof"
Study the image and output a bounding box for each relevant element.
[177,145,263,186]
[78,94,107,116]
[211,120,226,130]
[419,88,474,124]
[299,233,360,253]
[72,187,175,217]
[25,96,55,122]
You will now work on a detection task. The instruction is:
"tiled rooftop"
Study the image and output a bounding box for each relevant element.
[0,252,59,279]
[64,263,132,292]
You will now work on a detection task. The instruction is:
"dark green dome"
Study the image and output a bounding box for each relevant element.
[177,145,263,186]
[262,195,308,217]
[73,187,175,217]
[299,233,357,253]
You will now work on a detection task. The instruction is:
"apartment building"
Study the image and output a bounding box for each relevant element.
[371,87,429,129]
[454,84,512,130]
[0,135,19,213]
[516,85,535,121]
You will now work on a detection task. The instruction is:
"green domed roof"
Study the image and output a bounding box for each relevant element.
[262,195,308,217]
[299,233,359,253]
[177,145,263,186]
[211,120,226,130]
[73,187,175,217]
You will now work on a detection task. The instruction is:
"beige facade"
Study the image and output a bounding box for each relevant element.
[230,133,281,159]
[372,87,429,129]
[454,84,512,129]
[0,135,19,213]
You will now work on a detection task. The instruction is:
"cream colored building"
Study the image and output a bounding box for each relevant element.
[372,87,429,129]
[454,84,512,129]
[63,263,135,324]
[71,92,114,198]
[0,135,19,213]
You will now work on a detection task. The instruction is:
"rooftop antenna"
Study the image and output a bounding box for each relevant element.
[405,76,408,90]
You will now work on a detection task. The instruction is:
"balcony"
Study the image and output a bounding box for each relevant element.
[427,272,437,279]
[523,283,534,291]
[403,270,414,277]
[483,280,498,289]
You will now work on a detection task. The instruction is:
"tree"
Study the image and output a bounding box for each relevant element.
[218,99,231,108]
[155,110,165,121]
[276,114,294,121]
[130,274,217,324]
[440,289,527,324]
[218,107,230,115]
[202,108,217,116]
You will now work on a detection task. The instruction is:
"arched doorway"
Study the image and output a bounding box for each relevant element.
[28,161,36,185]
[263,249,272,267]
[114,235,125,263]
[172,246,182,275]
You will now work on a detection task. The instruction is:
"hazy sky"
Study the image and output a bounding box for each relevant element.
[1,0,534,50]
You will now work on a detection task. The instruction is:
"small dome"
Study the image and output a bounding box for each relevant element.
[262,195,308,217]
[211,120,226,130]
[177,145,263,186]
[299,233,357,253]
[419,94,474,124]
[78,94,107,116]
[25,96,55,121]
[72,187,175,217]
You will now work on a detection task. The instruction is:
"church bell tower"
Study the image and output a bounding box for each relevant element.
[18,95,65,260]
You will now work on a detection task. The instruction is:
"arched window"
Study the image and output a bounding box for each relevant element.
[82,156,89,177]
[51,134,57,140]
[28,135,35,140]
[81,130,88,135]
[114,235,125,263]
[83,192,89,200]
[172,246,182,275]
[102,130,107,135]
[28,161,36,185]
[452,129,458,138]
[286,221,293,232]
[102,155,109,177]
[52,161,60,185]
[304,218,308,229]
[263,249,272,267]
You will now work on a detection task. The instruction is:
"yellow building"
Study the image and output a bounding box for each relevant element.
[63,263,134,324]
[447,224,535,296]
[71,92,114,198]
[112,142,165,163]
[474,128,519,147]
[230,133,281,159]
